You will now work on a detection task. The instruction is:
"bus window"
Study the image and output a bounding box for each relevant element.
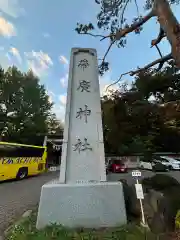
[0,144,45,157]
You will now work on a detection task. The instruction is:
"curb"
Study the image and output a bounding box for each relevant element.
[2,209,32,239]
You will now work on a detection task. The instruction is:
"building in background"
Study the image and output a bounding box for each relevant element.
[43,134,63,167]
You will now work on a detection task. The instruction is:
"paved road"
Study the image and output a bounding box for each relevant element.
[0,171,59,235]
[107,169,180,185]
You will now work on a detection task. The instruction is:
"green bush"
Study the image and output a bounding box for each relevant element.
[142,174,180,192]
[175,210,180,229]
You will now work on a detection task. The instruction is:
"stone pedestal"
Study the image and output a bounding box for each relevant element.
[36,48,127,229]
[36,181,126,229]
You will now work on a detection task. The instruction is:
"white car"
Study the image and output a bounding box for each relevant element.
[158,156,180,170]
[139,158,153,170]
[139,156,180,171]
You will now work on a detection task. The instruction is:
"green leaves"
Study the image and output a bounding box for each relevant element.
[75,23,94,34]
[46,113,64,135]
[102,66,180,154]
[0,65,61,144]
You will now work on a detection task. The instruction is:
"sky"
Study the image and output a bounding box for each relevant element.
[0,0,180,122]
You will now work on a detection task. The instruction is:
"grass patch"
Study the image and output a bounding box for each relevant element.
[6,211,164,240]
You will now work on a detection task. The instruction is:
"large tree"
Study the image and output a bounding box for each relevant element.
[0,66,53,144]
[101,66,180,154]
[76,0,180,78]
[46,113,64,135]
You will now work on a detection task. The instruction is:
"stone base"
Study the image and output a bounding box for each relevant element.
[36,181,127,229]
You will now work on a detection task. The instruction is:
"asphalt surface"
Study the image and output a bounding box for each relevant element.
[0,171,59,235]
[0,169,180,235]
[107,169,180,185]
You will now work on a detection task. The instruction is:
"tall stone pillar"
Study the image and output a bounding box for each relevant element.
[36,48,127,229]
[59,48,106,183]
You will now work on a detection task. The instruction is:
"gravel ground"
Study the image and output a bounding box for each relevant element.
[0,171,59,235]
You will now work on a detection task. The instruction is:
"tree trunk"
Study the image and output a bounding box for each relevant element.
[153,0,180,68]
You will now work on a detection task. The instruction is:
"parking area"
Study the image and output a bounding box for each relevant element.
[107,169,180,185]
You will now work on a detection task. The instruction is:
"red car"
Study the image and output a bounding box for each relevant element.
[106,159,128,173]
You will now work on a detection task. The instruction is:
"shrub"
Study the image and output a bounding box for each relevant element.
[175,210,180,229]
[142,174,180,192]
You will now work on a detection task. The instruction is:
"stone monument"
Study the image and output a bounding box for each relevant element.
[36,48,127,229]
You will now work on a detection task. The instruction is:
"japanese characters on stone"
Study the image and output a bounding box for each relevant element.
[78,59,89,70]
[76,105,91,123]
[73,57,93,152]
[77,80,90,92]
[73,138,92,153]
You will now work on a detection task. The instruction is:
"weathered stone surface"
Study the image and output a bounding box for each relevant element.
[36,181,127,229]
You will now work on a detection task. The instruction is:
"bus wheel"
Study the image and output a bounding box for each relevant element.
[16,168,28,180]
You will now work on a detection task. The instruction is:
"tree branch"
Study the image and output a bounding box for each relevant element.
[134,0,140,17]
[106,71,132,92]
[115,10,155,40]
[151,27,166,46]
[155,45,163,58]
[130,53,172,76]
[95,0,100,4]
[99,10,156,69]
[120,0,130,28]
[78,9,155,67]
[78,32,107,39]
[106,53,172,91]
[91,9,155,42]
[101,40,116,63]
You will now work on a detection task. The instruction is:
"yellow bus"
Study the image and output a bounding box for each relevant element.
[0,141,47,181]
